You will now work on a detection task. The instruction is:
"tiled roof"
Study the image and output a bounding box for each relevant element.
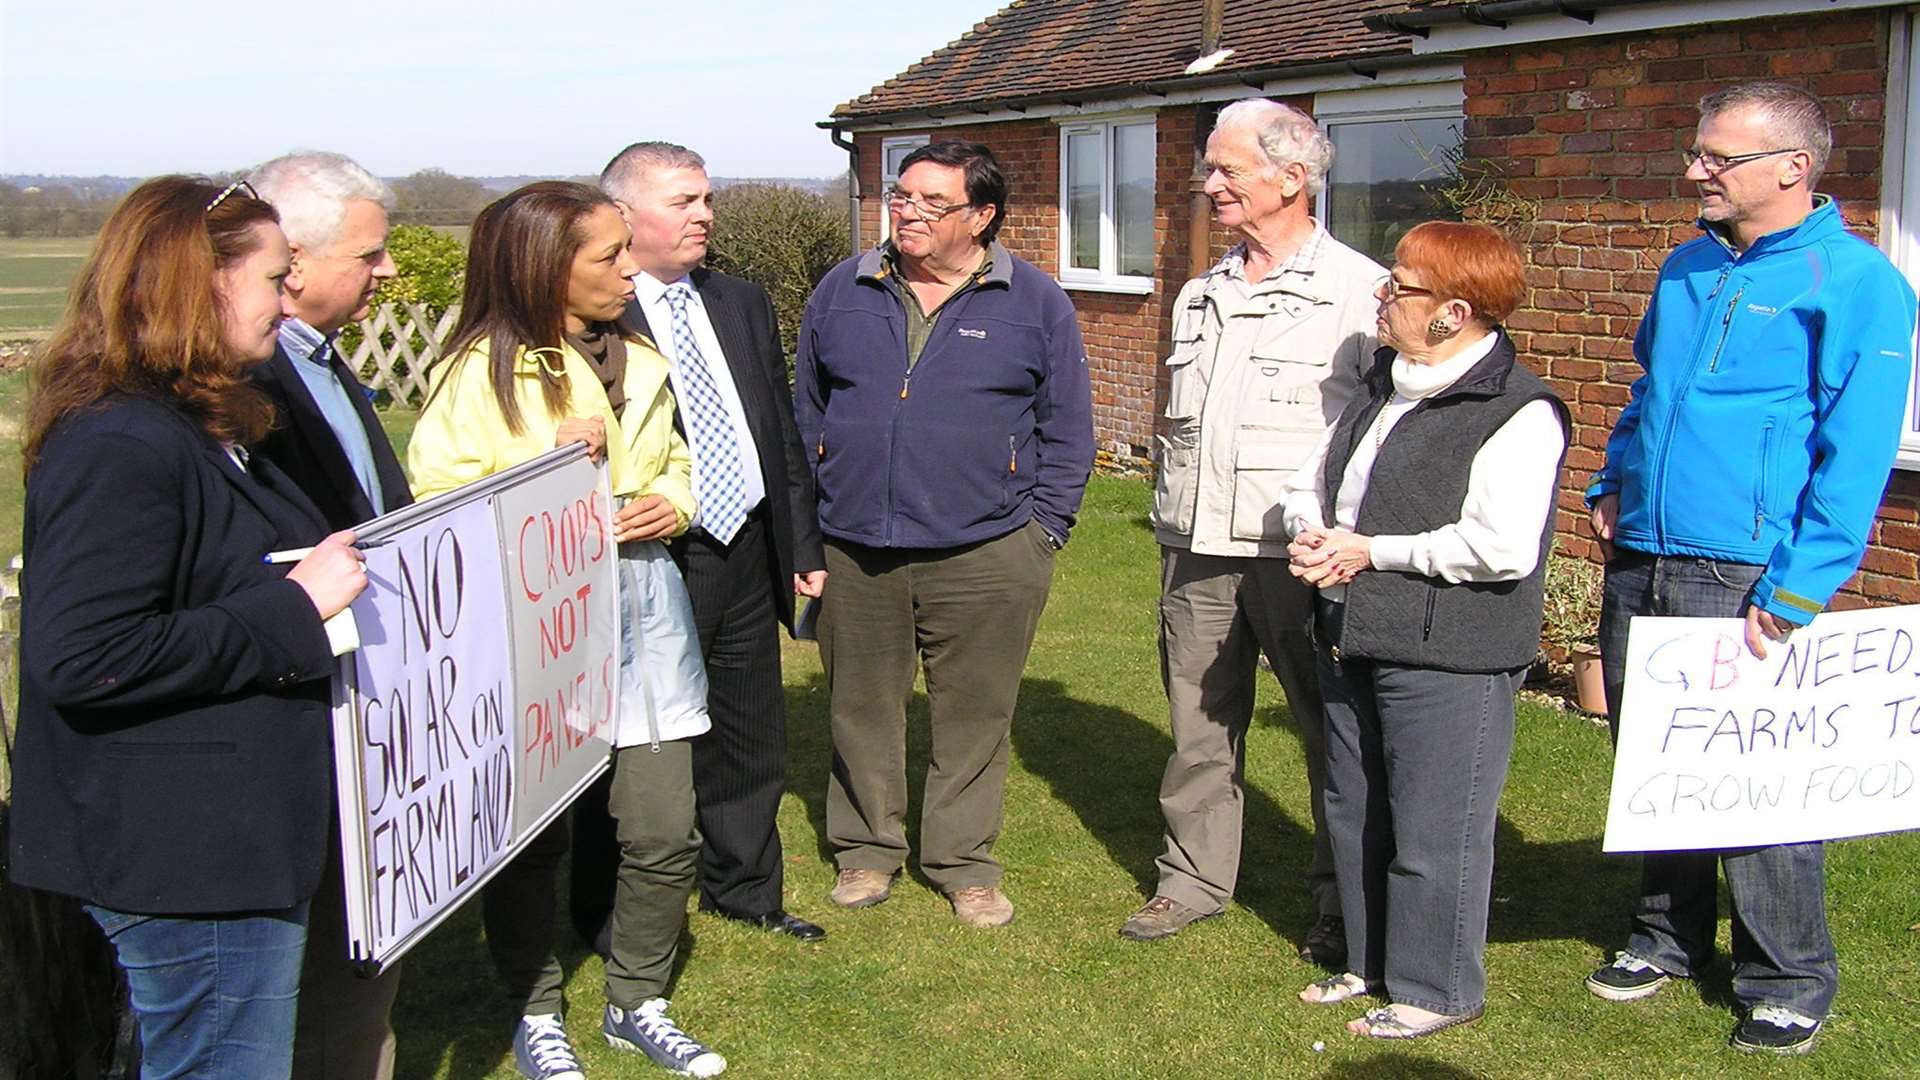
[832,0,1415,121]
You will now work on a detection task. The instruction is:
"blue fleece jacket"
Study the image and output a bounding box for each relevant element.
[795,242,1095,549]
[1588,196,1918,624]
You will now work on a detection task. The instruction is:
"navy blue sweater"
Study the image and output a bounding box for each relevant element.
[795,243,1095,549]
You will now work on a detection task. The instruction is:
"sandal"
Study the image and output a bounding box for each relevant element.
[1298,972,1379,1005]
[1346,1004,1484,1039]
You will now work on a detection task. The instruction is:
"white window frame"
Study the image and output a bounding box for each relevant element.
[1311,82,1465,252]
[878,135,929,242]
[1885,8,1920,469]
[1056,115,1157,295]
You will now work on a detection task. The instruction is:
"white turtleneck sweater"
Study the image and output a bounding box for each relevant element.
[1280,331,1566,603]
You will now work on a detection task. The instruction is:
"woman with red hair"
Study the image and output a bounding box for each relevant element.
[1282,221,1569,1039]
[11,176,368,1078]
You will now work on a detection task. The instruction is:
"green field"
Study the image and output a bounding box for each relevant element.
[0,236,90,341]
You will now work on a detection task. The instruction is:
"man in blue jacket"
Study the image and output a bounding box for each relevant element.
[795,141,1094,928]
[1584,82,1918,1055]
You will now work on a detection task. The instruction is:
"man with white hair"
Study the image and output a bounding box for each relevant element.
[249,151,411,533]
[247,150,411,1080]
[1120,100,1383,958]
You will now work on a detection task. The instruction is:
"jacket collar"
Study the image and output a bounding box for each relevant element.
[1698,194,1841,260]
[857,240,1013,289]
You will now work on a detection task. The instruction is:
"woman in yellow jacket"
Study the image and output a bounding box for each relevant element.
[409,182,726,1080]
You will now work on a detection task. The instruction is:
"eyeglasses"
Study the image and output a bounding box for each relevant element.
[1681,147,1801,174]
[206,178,260,213]
[885,187,975,223]
[1379,277,1435,302]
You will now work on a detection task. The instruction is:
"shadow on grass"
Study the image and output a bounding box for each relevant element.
[1320,1055,1491,1079]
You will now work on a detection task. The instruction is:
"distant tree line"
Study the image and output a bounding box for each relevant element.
[0,182,116,237]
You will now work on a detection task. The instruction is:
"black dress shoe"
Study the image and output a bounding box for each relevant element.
[718,909,827,941]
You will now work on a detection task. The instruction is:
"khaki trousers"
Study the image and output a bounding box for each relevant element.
[820,524,1055,892]
[1154,547,1338,916]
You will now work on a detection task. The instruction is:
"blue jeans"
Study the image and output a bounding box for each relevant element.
[86,903,309,1080]
[1316,602,1519,1016]
[1598,550,1838,1018]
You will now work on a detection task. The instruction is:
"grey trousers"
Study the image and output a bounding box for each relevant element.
[819,523,1055,892]
[1153,547,1338,917]
[483,741,699,1013]
[1316,609,1520,1017]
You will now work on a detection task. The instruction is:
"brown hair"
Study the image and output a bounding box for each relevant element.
[437,181,621,435]
[1393,221,1528,325]
[23,176,280,472]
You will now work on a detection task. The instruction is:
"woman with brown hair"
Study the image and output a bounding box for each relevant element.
[409,180,724,1079]
[8,176,368,1078]
[1282,221,1569,1039]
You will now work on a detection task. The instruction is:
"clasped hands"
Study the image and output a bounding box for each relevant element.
[554,416,677,543]
[1288,526,1372,587]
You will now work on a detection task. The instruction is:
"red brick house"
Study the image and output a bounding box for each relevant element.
[822,0,1920,607]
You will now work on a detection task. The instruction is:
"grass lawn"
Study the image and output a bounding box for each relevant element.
[374,475,1918,1080]
[0,236,91,341]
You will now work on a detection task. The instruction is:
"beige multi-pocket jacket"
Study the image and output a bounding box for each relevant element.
[1151,234,1386,558]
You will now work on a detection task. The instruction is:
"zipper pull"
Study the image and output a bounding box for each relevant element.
[815,439,824,460]
[900,376,910,399]
[1008,435,1017,474]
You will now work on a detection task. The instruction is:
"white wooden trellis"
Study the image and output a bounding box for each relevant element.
[347,301,460,405]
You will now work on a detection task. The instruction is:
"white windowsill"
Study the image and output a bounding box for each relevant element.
[1058,276,1156,296]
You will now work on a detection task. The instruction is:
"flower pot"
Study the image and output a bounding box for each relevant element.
[1570,646,1608,716]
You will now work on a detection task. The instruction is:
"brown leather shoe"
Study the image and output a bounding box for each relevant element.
[1118,895,1214,941]
[829,868,894,909]
[1300,914,1348,968]
[947,885,1014,928]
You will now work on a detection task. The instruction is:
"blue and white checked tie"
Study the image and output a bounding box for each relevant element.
[663,283,748,543]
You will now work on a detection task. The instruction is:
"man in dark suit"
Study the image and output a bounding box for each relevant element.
[246,151,413,1080]
[570,141,826,944]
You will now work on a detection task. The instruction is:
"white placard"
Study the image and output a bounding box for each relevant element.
[329,446,618,972]
[1603,606,1920,852]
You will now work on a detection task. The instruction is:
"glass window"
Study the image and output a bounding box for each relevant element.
[1058,117,1157,292]
[879,135,929,242]
[1886,10,1920,469]
[1322,116,1462,265]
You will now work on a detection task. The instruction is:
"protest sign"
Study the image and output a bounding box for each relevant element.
[1603,606,1920,852]
[330,446,619,970]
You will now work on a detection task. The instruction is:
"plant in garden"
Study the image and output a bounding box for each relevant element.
[1542,543,1606,657]
[705,183,849,370]
[375,224,466,314]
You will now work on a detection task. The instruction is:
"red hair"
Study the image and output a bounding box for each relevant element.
[25,176,280,472]
[1393,222,1527,325]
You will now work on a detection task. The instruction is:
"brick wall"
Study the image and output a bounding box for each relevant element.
[1459,10,1911,607]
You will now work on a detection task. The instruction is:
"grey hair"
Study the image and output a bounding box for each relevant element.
[248,151,395,251]
[1698,81,1832,185]
[1215,98,1335,196]
[600,142,708,203]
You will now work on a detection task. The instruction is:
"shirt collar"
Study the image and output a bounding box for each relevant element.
[277,317,331,366]
[633,270,695,307]
[1213,220,1328,283]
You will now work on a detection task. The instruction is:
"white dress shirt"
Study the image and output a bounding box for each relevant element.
[1281,331,1566,602]
[632,270,766,522]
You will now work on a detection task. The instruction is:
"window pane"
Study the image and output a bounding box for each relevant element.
[884,141,920,180]
[1114,123,1155,278]
[1066,131,1103,270]
[1325,117,1462,265]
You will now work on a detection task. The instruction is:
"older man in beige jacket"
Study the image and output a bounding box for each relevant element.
[1121,100,1384,962]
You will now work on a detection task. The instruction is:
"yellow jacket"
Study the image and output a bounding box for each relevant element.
[408,335,696,532]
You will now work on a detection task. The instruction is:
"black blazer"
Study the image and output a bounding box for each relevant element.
[621,268,823,631]
[8,395,341,914]
[253,342,414,532]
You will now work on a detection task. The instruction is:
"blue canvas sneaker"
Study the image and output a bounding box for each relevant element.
[513,1014,585,1080]
[604,999,727,1077]
[1732,1005,1821,1055]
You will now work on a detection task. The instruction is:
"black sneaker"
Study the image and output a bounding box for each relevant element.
[1731,1005,1821,1055]
[1298,915,1347,968]
[1585,952,1671,1001]
[605,999,727,1076]
[513,1014,584,1080]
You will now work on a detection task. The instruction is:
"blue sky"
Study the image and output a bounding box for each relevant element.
[0,0,1004,179]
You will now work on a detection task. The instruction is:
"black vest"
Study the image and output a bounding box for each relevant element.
[1320,330,1570,673]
